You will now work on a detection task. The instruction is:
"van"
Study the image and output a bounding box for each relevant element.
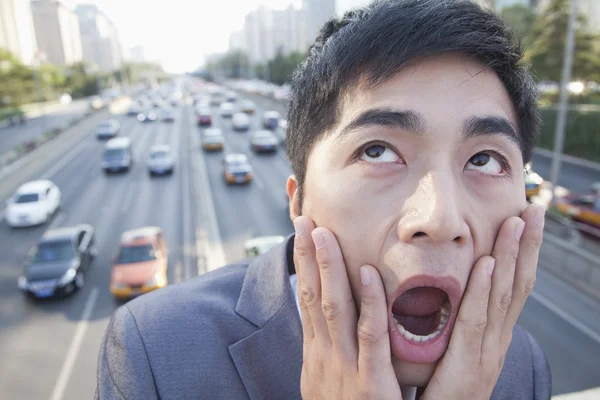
[102,137,133,173]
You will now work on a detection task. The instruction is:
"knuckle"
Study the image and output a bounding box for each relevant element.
[495,291,512,314]
[321,298,342,321]
[520,277,536,297]
[294,243,309,258]
[300,286,318,308]
[529,233,544,249]
[458,314,487,337]
[357,318,387,345]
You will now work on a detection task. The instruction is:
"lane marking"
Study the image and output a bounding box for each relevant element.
[529,290,600,345]
[49,287,99,400]
[181,108,193,282]
[120,187,135,214]
[48,211,66,229]
[41,140,91,181]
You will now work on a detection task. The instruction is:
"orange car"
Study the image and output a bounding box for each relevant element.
[110,227,168,300]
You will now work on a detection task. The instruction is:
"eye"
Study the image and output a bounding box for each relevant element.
[465,152,503,175]
[359,144,401,163]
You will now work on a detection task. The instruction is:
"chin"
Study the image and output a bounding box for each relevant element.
[392,358,437,387]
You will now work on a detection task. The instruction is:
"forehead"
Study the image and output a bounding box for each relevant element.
[339,53,517,134]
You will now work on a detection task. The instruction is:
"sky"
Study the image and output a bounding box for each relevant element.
[72,0,370,73]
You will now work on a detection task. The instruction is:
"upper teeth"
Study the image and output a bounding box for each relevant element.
[394,302,450,343]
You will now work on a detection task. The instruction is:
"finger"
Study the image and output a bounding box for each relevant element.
[312,227,359,360]
[357,265,394,377]
[503,204,544,345]
[448,256,494,364]
[482,217,523,351]
[293,217,329,342]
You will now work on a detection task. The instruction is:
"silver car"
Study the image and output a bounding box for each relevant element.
[250,130,279,153]
[96,119,120,140]
[147,145,175,176]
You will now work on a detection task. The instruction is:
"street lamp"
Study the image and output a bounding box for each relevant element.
[549,0,578,206]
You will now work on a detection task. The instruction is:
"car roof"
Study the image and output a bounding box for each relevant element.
[254,130,274,136]
[41,225,89,242]
[264,111,280,117]
[225,153,248,163]
[244,235,285,249]
[105,137,131,148]
[205,128,223,135]
[150,145,171,153]
[17,180,53,194]
[120,226,162,245]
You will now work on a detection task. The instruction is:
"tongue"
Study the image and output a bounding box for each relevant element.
[392,287,447,317]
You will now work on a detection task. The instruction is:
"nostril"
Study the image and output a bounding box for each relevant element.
[453,236,461,243]
[414,232,427,238]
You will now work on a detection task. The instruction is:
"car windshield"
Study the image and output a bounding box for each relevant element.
[98,122,111,128]
[205,130,221,137]
[32,241,74,263]
[150,151,169,159]
[14,193,39,203]
[117,244,156,264]
[104,149,125,159]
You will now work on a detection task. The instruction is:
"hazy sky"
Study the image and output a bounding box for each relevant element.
[73,0,370,72]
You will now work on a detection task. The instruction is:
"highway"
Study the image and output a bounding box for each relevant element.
[0,80,598,399]
[0,98,91,157]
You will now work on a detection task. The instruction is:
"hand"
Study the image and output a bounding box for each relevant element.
[293,217,403,400]
[422,203,545,399]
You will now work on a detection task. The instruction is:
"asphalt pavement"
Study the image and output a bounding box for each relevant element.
[0,98,91,157]
[0,84,598,399]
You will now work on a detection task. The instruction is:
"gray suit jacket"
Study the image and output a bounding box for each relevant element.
[96,235,552,400]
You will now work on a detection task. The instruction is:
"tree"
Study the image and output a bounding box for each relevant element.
[265,48,306,85]
[500,4,537,48]
[0,49,36,107]
[525,0,600,82]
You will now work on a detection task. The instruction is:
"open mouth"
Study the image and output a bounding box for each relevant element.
[388,276,461,364]
[392,287,451,343]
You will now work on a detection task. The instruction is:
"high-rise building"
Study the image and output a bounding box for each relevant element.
[30,0,83,66]
[244,6,275,66]
[0,0,38,65]
[273,4,306,55]
[130,45,146,63]
[228,30,244,52]
[302,0,336,47]
[74,4,122,72]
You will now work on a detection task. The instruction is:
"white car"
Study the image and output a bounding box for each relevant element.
[5,180,61,228]
[232,113,251,131]
[250,130,279,153]
[244,236,285,258]
[220,102,235,118]
[96,119,120,140]
[147,145,175,176]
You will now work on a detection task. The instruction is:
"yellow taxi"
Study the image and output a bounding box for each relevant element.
[224,153,253,184]
[524,164,543,199]
[555,186,600,229]
[202,128,224,151]
[110,227,169,300]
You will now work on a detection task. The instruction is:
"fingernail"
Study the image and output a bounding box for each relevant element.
[514,220,525,241]
[360,266,372,285]
[312,231,325,249]
[293,218,304,237]
[487,258,496,276]
[534,206,546,227]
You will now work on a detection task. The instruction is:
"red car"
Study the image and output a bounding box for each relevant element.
[198,113,212,126]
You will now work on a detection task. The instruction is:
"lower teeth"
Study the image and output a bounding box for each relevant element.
[394,303,449,343]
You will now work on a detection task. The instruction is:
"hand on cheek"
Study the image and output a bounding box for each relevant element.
[293,216,404,400]
[421,203,545,399]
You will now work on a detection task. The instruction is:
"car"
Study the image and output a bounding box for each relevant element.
[5,180,61,228]
[250,130,279,153]
[244,236,286,258]
[96,119,120,140]
[127,106,141,116]
[17,225,96,299]
[555,185,600,229]
[147,145,175,176]
[110,227,169,300]
[226,91,238,102]
[241,100,256,114]
[210,91,225,106]
[197,108,212,126]
[162,109,175,122]
[137,110,157,123]
[223,153,253,184]
[524,165,544,199]
[102,137,133,174]
[202,128,224,151]
[232,112,251,131]
[263,111,281,129]
[220,102,235,118]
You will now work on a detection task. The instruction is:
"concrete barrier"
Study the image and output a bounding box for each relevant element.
[552,387,600,399]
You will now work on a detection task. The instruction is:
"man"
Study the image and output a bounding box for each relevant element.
[96,0,551,398]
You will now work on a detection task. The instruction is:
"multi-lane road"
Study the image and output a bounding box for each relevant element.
[0,84,598,399]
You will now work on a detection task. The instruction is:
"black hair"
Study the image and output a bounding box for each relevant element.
[286,0,540,211]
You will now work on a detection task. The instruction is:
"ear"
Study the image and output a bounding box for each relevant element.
[286,175,300,221]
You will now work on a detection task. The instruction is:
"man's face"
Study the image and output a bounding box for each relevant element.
[288,53,527,386]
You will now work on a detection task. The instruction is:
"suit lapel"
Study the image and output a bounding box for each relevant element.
[229,236,303,400]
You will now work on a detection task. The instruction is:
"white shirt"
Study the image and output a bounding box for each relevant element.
[289,274,417,400]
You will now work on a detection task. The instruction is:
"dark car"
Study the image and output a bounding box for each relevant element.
[18,225,96,299]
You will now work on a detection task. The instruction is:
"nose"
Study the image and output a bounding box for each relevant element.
[397,173,470,245]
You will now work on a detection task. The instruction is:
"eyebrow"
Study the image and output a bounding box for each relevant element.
[336,108,520,145]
